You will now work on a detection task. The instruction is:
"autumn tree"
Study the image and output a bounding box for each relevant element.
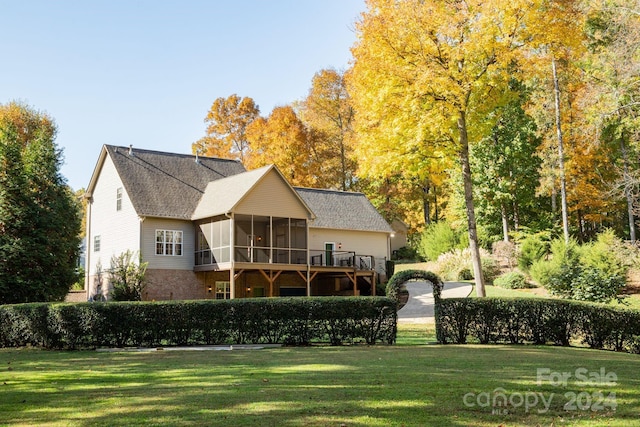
[582,0,640,242]
[192,94,260,165]
[0,102,81,304]
[246,106,318,187]
[349,0,551,296]
[298,69,357,191]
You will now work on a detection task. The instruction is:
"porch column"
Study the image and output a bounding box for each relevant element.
[306,218,311,296]
[230,264,235,299]
[229,213,235,299]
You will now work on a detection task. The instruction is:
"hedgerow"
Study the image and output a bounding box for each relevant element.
[436,297,640,354]
[0,297,397,350]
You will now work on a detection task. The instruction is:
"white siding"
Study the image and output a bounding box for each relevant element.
[236,171,310,218]
[309,228,389,260]
[141,218,195,270]
[87,155,140,277]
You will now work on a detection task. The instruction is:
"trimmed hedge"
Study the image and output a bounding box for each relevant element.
[435,297,640,354]
[386,270,443,303]
[0,297,397,350]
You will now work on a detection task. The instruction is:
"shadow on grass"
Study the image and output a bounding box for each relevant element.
[1,343,640,426]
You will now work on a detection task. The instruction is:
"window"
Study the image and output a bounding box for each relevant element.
[94,235,101,252]
[116,187,123,211]
[215,281,230,299]
[156,230,183,256]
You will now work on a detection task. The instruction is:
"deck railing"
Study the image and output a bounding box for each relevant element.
[195,247,376,270]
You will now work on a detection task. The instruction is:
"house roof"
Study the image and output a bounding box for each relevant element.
[192,165,272,219]
[192,164,315,220]
[295,187,394,233]
[86,145,392,233]
[86,145,246,220]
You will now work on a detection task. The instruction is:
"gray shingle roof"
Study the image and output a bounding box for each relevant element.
[295,187,393,233]
[106,145,246,220]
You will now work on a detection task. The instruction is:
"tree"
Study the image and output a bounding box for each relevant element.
[246,106,318,187]
[583,0,640,242]
[349,0,545,296]
[298,69,357,190]
[192,94,260,165]
[0,102,81,304]
[471,89,546,242]
[110,251,147,301]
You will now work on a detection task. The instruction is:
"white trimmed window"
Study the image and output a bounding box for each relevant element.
[215,281,230,299]
[94,235,101,252]
[116,187,123,211]
[155,230,183,256]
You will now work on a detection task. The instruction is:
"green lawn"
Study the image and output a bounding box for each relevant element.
[1,324,639,426]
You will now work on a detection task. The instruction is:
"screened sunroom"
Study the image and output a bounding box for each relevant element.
[195,214,308,268]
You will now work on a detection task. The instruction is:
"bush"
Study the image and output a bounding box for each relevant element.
[417,221,462,261]
[535,235,628,303]
[517,232,551,272]
[432,248,499,284]
[110,251,148,301]
[492,241,517,269]
[0,297,397,349]
[457,268,473,281]
[392,246,420,261]
[493,271,533,289]
[386,270,443,304]
[436,297,640,354]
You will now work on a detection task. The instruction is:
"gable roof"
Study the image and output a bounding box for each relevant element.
[192,165,314,220]
[295,187,393,233]
[86,145,246,220]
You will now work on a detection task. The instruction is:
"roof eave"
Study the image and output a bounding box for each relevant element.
[85,145,109,198]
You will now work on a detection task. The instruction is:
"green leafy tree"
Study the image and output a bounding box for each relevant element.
[110,251,148,301]
[0,102,81,304]
[471,90,547,242]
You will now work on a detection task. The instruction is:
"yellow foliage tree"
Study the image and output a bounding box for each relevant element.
[298,69,357,191]
[246,106,318,187]
[192,94,260,165]
[349,0,554,295]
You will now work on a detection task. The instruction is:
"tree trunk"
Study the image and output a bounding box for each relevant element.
[621,137,636,243]
[423,182,431,226]
[552,58,570,244]
[501,203,510,242]
[512,200,520,231]
[458,110,485,297]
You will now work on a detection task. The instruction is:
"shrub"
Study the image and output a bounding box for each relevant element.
[0,297,397,349]
[493,271,533,289]
[436,297,640,354]
[386,270,443,303]
[581,229,635,279]
[110,251,148,301]
[392,246,420,261]
[492,240,517,269]
[417,221,461,261]
[457,268,473,281]
[517,232,551,272]
[536,236,627,303]
[432,248,499,284]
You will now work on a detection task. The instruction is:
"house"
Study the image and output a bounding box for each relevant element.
[84,145,394,301]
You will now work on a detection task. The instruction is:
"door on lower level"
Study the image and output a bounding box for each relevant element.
[325,242,335,266]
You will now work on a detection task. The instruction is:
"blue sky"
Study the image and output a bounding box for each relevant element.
[1,1,365,190]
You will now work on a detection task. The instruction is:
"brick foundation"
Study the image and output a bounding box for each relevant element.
[144,269,206,301]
